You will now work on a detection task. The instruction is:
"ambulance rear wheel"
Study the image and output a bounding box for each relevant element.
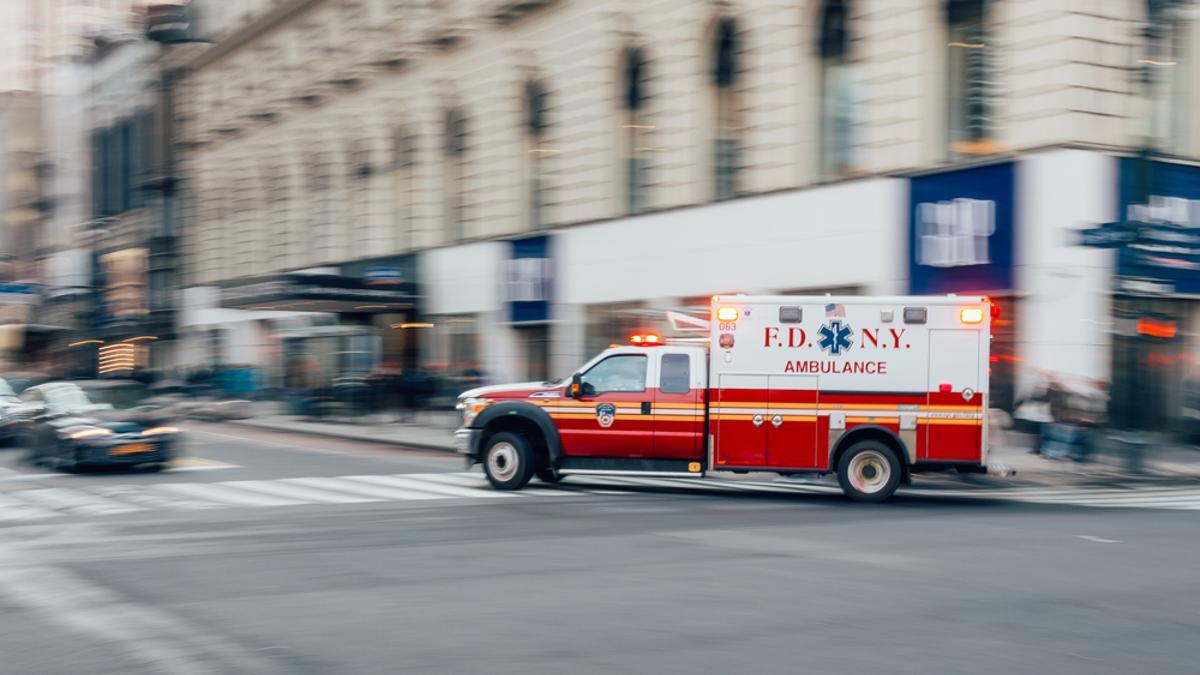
[837,442,901,503]
[483,432,534,490]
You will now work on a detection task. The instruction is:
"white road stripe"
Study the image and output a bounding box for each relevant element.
[155,482,300,507]
[0,492,57,521]
[91,485,221,511]
[286,476,443,501]
[226,480,380,504]
[415,473,570,496]
[355,474,514,499]
[12,487,144,516]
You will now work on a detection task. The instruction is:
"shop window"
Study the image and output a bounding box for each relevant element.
[1145,0,1192,151]
[712,17,740,199]
[818,0,854,177]
[946,0,993,157]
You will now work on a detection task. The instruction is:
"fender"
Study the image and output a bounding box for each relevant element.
[472,401,565,464]
[830,424,912,467]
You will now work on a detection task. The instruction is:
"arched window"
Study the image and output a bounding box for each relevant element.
[712,18,740,199]
[946,0,992,156]
[392,125,417,249]
[620,46,650,215]
[443,107,467,241]
[818,1,853,176]
[525,79,550,228]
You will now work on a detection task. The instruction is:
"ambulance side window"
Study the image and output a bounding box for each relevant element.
[660,353,690,394]
[580,355,647,395]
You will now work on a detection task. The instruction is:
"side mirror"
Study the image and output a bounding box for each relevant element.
[568,373,582,398]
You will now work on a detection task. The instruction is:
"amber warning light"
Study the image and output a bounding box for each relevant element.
[960,307,985,324]
[630,333,662,345]
[716,306,739,322]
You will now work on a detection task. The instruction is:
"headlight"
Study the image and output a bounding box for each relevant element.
[67,427,113,440]
[141,426,180,437]
[456,397,492,426]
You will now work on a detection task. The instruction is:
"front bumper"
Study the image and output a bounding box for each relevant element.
[75,437,174,465]
[454,428,481,461]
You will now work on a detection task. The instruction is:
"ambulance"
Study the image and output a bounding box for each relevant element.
[455,295,994,502]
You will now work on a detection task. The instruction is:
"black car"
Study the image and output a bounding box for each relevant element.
[20,382,180,471]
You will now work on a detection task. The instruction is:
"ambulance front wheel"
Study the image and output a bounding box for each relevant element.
[837,441,902,503]
[483,432,535,490]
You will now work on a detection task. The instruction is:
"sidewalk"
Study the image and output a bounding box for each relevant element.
[220,406,1200,487]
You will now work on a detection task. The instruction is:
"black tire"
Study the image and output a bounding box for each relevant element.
[535,467,562,483]
[482,432,535,490]
[836,441,902,503]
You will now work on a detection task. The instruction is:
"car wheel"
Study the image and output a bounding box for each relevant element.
[837,441,902,503]
[482,432,534,490]
[142,462,166,473]
[535,466,562,483]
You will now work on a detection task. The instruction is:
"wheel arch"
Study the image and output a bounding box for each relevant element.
[474,401,563,467]
[831,425,910,478]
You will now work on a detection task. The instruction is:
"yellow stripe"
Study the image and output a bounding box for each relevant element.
[846,416,899,424]
[717,402,814,409]
[920,419,983,426]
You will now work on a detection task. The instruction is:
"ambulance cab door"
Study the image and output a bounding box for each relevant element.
[924,330,983,461]
[652,349,704,460]
[559,351,655,458]
[713,374,768,467]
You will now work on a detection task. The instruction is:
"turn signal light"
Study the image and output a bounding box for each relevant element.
[960,307,985,324]
[716,306,739,322]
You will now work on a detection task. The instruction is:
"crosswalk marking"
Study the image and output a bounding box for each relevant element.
[1,471,1199,524]
[226,479,380,505]
[155,482,302,507]
[284,476,443,501]
[357,474,515,499]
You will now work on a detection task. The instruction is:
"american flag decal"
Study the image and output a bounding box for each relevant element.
[825,303,846,318]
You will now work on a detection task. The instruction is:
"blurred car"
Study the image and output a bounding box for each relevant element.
[0,377,38,445]
[19,381,180,471]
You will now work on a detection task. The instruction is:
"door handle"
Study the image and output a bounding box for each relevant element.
[641,402,651,415]
[771,415,783,428]
[751,414,764,427]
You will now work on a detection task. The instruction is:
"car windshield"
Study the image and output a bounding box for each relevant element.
[0,379,15,398]
[44,386,97,412]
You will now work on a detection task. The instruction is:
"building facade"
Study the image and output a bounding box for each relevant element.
[173,0,1200,427]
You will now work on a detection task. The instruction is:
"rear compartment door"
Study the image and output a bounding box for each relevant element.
[924,330,983,461]
[713,374,767,467]
[766,375,818,468]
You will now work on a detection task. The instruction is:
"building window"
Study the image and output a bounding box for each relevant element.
[621,46,650,215]
[712,18,740,200]
[946,0,993,157]
[525,79,550,228]
[392,125,417,249]
[1146,0,1191,151]
[818,0,854,176]
[348,139,372,258]
[443,107,467,241]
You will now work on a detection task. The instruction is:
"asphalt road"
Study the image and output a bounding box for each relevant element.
[0,424,1197,675]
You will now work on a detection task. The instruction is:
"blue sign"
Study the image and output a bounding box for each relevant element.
[908,162,1015,294]
[507,236,553,323]
[1116,158,1200,296]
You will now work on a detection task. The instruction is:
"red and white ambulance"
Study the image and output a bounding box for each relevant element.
[455,295,993,501]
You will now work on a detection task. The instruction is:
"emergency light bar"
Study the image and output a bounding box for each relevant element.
[716,307,738,322]
[630,333,662,345]
[960,307,985,324]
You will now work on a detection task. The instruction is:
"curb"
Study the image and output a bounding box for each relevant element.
[219,419,459,454]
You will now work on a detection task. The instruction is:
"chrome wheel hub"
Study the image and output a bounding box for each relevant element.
[848,450,890,494]
[487,442,519,482]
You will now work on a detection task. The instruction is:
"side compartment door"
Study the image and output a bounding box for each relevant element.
[924,330,983,461]
[766,375,818,468]
[713,374,768,467]
[558,353,655,458]
[653,350,704,460]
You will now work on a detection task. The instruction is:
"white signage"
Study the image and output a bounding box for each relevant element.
[916,198,995,268]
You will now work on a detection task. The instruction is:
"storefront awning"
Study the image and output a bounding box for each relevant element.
[219,272,418,314]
